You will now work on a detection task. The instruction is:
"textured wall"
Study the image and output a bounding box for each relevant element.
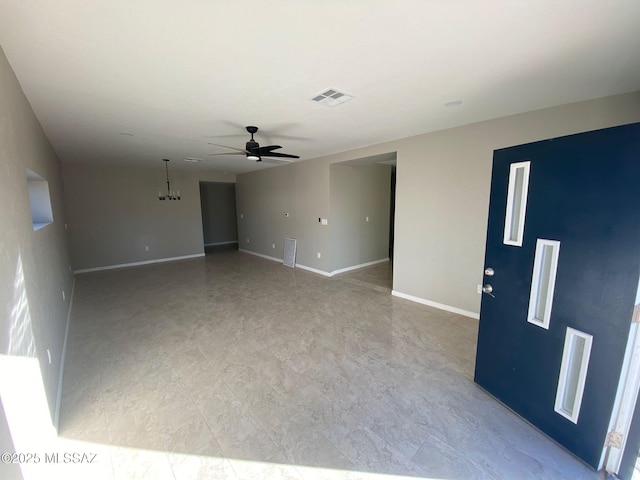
[236,161,334,270]
[62,163,235,270]
[235,164,297,261]
[330,164,391,271]
[0,45,73,422]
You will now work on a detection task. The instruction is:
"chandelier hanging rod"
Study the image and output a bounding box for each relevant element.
[158,159,181,201]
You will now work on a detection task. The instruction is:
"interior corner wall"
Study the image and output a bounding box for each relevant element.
[329,163,391,272]
[235,91,640,315]
[0,45,73,422]
[62,163,236,271]
[199,182,238,246]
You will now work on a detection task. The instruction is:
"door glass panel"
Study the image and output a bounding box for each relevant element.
[555,328,593,424]
[527,239,560,329]
[510,167,524,240]
[503,161,530,246]
[562,336,585,412]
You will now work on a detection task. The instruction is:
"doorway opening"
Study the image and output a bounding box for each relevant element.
[198,182,239,255]
[329,152,396,291]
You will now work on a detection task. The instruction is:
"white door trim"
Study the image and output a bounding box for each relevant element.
[603,304,640,473]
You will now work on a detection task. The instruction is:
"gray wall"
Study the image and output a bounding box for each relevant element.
[236,160,391,274]
[62,163,235,271]
[390,94,640,314]
[0,46,73,421]
[330,163,391,271]
[236,160,332,270]
[235,92,640,314]
[235,164,298,261]
[199,182,238,246]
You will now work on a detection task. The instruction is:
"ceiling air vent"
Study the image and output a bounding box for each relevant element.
[311,88,353,107]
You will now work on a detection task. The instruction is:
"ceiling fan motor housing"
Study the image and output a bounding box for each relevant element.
[245,139,261,161]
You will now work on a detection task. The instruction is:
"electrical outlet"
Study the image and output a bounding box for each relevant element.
[366,216,369,222]
[246,238,250,243]
[320,218,328,225]
[240,214,244,219]
[272,243,275,249]
[317,252,321,259]
[145,246,149,251]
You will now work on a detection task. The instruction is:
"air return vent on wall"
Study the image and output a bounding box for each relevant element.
[311,88,353,107]
[283,238,297,268]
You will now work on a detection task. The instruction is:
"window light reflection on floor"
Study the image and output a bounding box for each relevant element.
[9,437,449,480]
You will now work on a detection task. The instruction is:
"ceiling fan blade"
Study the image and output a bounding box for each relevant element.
[207,142,249,154]
[262,151,300,159]
[256,145,282,154]
[260,157,295,164]
[207,125,299,163]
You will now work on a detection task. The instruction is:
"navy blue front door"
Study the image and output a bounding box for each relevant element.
[474,123,640,470]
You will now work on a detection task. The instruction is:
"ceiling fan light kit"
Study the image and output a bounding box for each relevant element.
[207,126,300,164]
[158,159,181,200]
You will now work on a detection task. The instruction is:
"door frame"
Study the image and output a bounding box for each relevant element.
[604,305,640,473]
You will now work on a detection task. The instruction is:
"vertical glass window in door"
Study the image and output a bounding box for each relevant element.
[503,161,531,246]
[555,328,593,424]
[527,239,561,329]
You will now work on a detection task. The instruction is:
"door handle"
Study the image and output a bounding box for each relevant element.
[482,284,495,298]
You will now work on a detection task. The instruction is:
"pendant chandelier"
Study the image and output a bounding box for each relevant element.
[158,159,181,200]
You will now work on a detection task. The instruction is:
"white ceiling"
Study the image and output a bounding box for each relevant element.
[0,1,638,174]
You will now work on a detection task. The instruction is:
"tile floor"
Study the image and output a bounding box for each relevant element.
[56,249,601,479]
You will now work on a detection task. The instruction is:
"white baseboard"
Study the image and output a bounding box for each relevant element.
[295,263,332,277]
[391,290,479,319]
[54,275,76,432]
[238,250,390,279]
[238,249,332,276]
[74,253,205,274]
[297,258,388,278]
[330,258,389,276]
[204,241,238,247]
[238,249,283,264]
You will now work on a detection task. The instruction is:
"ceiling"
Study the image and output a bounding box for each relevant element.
[0,1,638,174]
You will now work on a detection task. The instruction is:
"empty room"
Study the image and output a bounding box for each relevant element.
[2,2,640,480]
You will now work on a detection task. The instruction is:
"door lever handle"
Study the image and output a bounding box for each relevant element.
[482,284,495,298]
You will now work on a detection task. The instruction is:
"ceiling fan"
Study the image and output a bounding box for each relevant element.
[208,126,300,163]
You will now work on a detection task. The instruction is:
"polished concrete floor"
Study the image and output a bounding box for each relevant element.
[58,249,600,479]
